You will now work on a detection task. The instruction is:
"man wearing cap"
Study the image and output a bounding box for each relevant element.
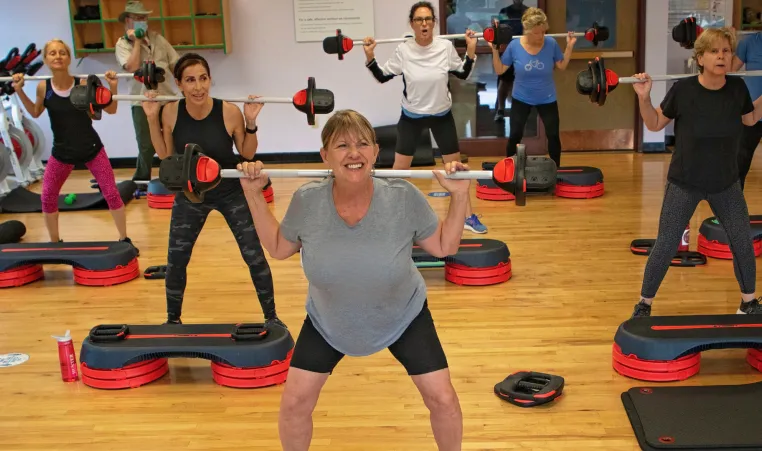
[115,0,180,181]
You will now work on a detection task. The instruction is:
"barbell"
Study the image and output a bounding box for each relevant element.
[576,56,762,106]
[69,74,335,125]
[157,143,528,206]
[672,17,758,49]
[1,61,165,92]
[323,22,609,60]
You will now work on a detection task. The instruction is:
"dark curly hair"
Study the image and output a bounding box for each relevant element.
[409,1,437,23]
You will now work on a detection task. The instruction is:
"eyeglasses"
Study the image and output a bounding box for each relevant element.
[412,16,434,24]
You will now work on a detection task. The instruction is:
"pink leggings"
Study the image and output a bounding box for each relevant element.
[41,148,124,214]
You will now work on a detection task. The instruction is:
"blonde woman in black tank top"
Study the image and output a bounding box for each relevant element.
[142,53,284,328]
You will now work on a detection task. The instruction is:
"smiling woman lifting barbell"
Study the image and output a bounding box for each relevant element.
[618,27,762,318]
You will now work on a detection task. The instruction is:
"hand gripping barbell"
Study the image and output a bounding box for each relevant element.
[156,143,528,206]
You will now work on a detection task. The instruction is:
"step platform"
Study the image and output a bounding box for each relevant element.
[412,239,511,285]
[629,238,707,267]
[0,241,139,287]
[555,167,604,199]
[79,322,295,389]
[612,314,762,381]
[697,215,762,259]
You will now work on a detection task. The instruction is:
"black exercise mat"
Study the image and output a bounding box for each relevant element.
[622,381,762,450]
[0,181,137,213]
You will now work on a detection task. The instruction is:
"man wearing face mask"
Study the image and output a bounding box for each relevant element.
[115,0,180,182]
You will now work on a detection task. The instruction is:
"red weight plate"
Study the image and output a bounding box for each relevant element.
[0,264,44,288]
[212,368,289,388]
[72,258,140,286]
[612,343,700,372]
[445,261,511,277]
[82,360,169,389]
[81,358,168,380]
[211,350,292,378]
[612,358,700,382]
[747,349,762,373]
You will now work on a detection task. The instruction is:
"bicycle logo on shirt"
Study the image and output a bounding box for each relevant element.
[524,59,545,71]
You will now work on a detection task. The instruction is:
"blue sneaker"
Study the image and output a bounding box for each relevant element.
[464,214,487,234]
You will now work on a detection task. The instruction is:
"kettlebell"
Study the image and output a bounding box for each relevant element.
[64,193,76,205]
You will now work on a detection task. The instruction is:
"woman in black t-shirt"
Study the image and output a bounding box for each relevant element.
[142,53,283,327]
[631,28,762,317]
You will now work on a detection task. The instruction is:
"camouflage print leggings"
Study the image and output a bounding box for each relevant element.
[165,191,276,322]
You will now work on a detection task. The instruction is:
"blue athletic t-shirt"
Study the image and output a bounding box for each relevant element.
[500,36,564,105]
[736,34,762,122]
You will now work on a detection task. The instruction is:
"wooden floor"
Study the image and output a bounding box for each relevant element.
[1,152,761,450]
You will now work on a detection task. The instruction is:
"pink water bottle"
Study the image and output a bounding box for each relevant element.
[51,330,79,382]
[679,225,690,252]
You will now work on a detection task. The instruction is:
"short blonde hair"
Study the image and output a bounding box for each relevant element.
[522,7,548,33]
[693,27,736,73]
[42,39,72,62]
[321,110,376,149]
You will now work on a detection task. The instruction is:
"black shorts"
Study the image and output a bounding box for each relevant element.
[395,111,460,157]
[289,300,449,376]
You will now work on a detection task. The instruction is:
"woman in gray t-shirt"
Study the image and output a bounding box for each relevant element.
[239,109,470,449]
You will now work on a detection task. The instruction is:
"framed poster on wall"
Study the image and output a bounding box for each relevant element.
[294,0,375,42]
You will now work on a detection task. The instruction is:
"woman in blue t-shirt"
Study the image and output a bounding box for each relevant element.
[491,7,576,167]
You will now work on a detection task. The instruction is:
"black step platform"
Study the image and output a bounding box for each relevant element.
[698,215,762,259]
[613,315,762,381]
[412,239,511,285]
[0,181,137,213]
[0,241,139,287]
[476,178,515,201]
[80,323,295,389]
[622,381,762,450]
[555,167,604,199]
[145,179,175,209]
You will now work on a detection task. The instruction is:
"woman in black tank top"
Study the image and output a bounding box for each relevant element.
[142,53,283,328]
[11,39,136,250]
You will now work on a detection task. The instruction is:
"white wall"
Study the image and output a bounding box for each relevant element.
[641,0,668,146]
[0,0,417,158]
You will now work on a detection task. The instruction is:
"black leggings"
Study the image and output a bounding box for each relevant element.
[739,121,762,190]
[641,181,756,298]
[165,190,276,322]
[507,98,562,167]
[395,111,460,157]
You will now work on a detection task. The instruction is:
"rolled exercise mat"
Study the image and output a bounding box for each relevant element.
[0,220,25,244]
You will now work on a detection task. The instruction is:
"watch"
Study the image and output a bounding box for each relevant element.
[246,125,258,134]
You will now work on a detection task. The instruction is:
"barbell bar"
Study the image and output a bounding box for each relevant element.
[0,73,135,82]
[70,74,335,125]
[576,56,762,106]
[218,168,495,179]
[324,22,608,59]
[157,143,528,206]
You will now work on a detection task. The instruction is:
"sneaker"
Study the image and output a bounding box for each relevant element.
[120,237,140,257]
[265,317,287,329]
[632,301,652,318]
[737,298,762,314]
[494,110,505,122]
[164,318,182,325]
[465,214,487,234]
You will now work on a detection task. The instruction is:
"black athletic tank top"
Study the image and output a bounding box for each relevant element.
[44,77,103,164]
[172,98,240,201]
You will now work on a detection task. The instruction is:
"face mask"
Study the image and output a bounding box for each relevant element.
[133,21,148,34]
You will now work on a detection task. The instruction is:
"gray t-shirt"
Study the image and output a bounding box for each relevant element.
[280,176,440,356]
